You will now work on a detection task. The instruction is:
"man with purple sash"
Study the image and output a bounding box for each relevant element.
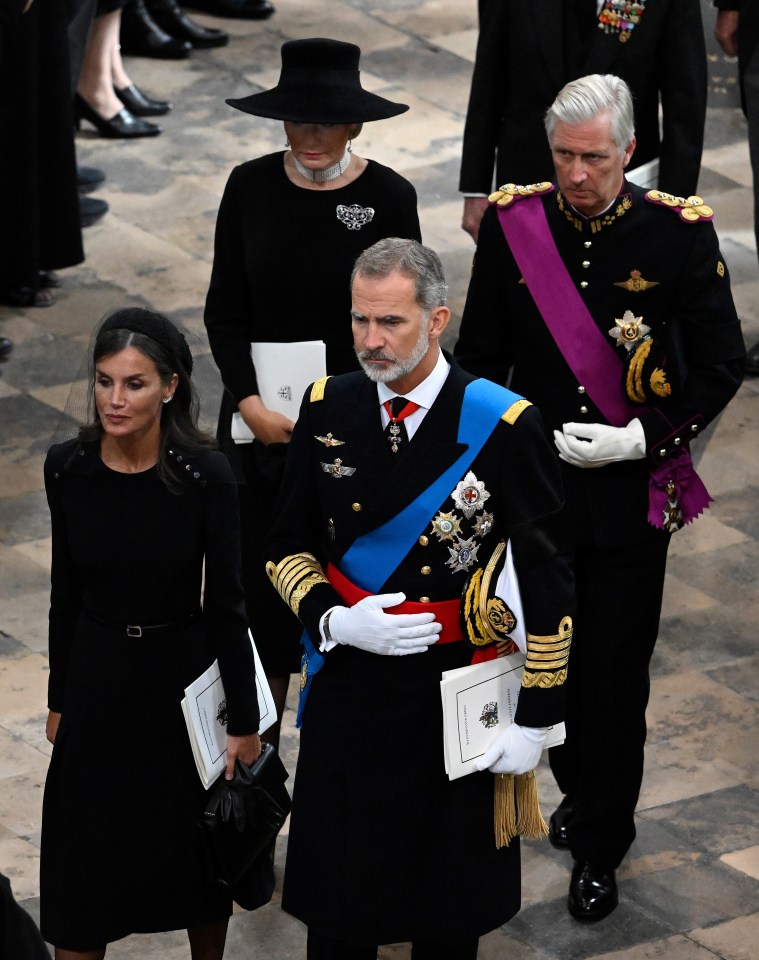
[456,74,745,921]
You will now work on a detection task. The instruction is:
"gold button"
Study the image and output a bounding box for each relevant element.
[674,437,681,445]
[580,405,588,414]
[418,535,429,546]
[659,449,666,457]
[419,596,430,604]
[578,386,586,394]
[584,241,592,249]
[421,566,431,575]
[581,260,590,269]
[352,502,362,512]
[691,424,698,432]
[580,281,589,289]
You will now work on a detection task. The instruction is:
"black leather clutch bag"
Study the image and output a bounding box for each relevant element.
[198,743,291,909]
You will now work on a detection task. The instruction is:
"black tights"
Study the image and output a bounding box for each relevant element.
[306,930,479,960]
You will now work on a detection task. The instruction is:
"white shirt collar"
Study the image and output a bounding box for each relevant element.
[377,349,450,412]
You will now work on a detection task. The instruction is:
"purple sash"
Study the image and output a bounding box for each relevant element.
[496,197,710,530]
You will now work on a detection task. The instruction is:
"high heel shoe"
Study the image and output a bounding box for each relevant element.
[120,0,192,59]
[74,93,162,138]
[115,83,173,116]
[146,0,229,48]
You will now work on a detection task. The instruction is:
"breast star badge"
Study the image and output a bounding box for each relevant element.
[609,310,651,350]
[446,537,481,574]
[473,511,494,537]
[315,433,345,447]
[320,458,356,479]
[452,472,491,518]
[431,511,462,542]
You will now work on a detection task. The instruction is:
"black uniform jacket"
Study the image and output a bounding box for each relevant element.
[460,0,707,196]
[266,359,575,728]
[455,183,745,548]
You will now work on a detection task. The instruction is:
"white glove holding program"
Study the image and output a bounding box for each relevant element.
[554,418,646,469]
[325,593,441,656]
[476,724,548,776]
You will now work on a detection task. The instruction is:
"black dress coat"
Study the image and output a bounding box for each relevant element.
[460,0,707,198]
[455,184,745,867]
[266,361,575,942]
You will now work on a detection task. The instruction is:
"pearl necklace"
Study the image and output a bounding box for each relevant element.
[293,149,351,183]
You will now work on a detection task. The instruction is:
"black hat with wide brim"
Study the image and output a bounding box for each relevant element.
[225,37,409,124]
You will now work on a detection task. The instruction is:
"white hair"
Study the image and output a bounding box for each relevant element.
[545,74,635,154]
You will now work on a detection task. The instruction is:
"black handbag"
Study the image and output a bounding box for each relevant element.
[198,743,291,910]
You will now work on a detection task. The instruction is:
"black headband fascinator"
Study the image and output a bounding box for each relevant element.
[98,307,193,375]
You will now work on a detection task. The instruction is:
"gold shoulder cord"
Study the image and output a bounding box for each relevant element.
[266,553,329,617]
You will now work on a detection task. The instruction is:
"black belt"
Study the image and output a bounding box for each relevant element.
[86,610,200,637]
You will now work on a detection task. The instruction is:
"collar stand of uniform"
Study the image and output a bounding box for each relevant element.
[556,189,633,234]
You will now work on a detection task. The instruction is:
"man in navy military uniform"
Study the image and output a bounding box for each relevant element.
[266,238,575,959]
[456,74,745,921]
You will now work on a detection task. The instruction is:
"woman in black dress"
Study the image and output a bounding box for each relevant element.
[40,308,261,960]
[204,38,422,744]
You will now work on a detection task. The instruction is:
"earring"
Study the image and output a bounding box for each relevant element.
[285,138,290,147]
[162,396,173,404]
[347,140,353,154]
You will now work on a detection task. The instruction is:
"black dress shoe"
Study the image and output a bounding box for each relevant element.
[115,83,173,116]
[0,336,13,360]
[745,338,759,376]
[568,860,618,921]
[548,795,577,849]
[75,94,162,138]
[79,195,109,228]
[77,164,106,193]
[147,0,229,47]
[184,0,274,19]
[120,0,192,58]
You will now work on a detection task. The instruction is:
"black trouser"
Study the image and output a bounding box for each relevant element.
[549,529,670,868]
[307,931,479,960]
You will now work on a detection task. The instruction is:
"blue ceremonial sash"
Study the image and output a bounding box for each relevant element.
[296,376,524,727]
[340,377,523,591]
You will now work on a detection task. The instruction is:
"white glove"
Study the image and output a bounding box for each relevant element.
[554,418,646,469]
[476,724,548,775]
[325,593,442,656]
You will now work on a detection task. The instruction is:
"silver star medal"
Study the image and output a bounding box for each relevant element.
[446,537,480,573]
[452,471,491,519]
[320,458,356,479]
[608,310,650,351]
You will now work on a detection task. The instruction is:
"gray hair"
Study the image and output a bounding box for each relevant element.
[545,74,635,154]
[351,238,448,314]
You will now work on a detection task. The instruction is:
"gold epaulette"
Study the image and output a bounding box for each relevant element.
[522,616,572,689]
[266,553,329,617]
[645,190,714,223]
[501,398,532,425]
[310,376,332,402]
[489,182,553,208]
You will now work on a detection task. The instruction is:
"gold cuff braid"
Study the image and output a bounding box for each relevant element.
[522,616,572,689]
[266,553,329,617]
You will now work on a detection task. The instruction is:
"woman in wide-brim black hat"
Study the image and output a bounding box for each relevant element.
[203,38,421,748]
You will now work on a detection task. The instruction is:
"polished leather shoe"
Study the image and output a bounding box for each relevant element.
[115,83,173,116]
[75,94,162,138]
[184,0,274,19]
[568,860,618,921]
[0,337,13,361]
[77,164,106,193]
[79,196,109,228]
[120,0,192,58]
[548,795,576,849]
[147,0,229,47]
[745,338,759,376]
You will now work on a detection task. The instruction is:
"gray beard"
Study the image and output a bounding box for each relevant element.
[355,324,430,384]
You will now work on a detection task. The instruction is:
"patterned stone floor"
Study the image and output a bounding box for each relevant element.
[1,1,758,957]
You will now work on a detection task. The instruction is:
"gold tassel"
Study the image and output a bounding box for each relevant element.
[515,770,548,840]
[493,770,548,848]
[494,774,517,848]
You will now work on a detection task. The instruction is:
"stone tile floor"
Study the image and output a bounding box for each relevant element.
[1,0,758,957]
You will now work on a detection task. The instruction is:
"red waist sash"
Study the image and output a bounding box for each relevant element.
[326,563,464,644]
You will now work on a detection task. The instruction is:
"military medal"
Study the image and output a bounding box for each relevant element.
[474,511,494,537]
[431,510,462,542]
[446,536,481,573]
[383,397,420,454]
[609,310,650,350]
[320,458,356,479]
[663,480,684,533]
[598,0,646,41]
[315,432,345,447]
[452,471,491,518]
[613,270,659,293]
